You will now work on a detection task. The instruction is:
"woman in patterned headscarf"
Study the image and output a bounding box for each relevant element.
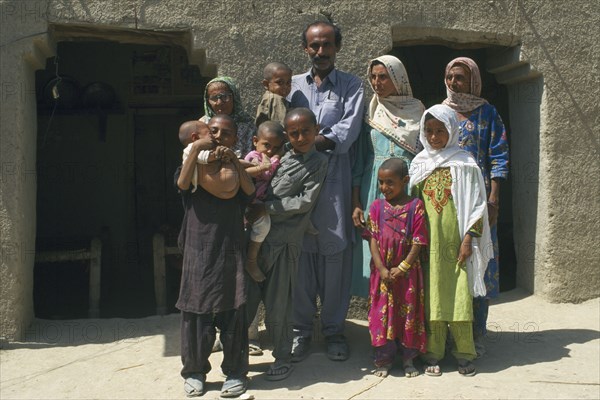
[443,57,509,356]
[200,76,256,158]
[351,55,425,298]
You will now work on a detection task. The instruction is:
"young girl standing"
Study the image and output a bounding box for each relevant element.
[409,104,493,377]
[362,157,428,378]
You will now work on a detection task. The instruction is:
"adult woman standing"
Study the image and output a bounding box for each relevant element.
[200,76,256,158]
[443,57,509,355]
[351,55,425,297]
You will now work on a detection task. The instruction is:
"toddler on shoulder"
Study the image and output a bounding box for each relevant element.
[255,62,292,127]
[178,119,239,199]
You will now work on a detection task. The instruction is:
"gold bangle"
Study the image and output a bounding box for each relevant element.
[398,262,409,273]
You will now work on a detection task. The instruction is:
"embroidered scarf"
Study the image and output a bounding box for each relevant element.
[366,55,424,155]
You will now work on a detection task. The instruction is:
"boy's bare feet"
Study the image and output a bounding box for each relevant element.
[372,364,391,377]
[403,359,420,377]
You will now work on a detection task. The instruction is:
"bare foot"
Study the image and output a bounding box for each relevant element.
[372,364,391,378]
[245,259,265,282]
[403,359,420,378]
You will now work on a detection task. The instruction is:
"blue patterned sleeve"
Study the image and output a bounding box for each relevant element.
[488,106,510,180]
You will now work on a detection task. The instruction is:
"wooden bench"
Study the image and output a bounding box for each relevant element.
[35,238,102,318]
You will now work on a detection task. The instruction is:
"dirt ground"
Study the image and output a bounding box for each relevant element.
[1,288,599,399]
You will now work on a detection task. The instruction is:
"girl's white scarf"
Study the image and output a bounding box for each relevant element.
[409,104,492,297]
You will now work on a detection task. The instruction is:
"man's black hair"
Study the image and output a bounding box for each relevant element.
[301,21,342,48]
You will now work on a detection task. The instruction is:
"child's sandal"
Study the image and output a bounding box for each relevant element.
[458,359,476,377]
[424,359,442,376]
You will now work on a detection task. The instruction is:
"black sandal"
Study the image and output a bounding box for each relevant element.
[458,359,476,377]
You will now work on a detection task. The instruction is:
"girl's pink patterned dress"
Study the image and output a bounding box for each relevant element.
[362,198,428,360]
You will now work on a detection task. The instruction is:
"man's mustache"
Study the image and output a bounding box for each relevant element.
[312,56,330,62]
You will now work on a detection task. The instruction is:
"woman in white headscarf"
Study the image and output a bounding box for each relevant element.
[351,55,425,297]
[409,104,492,377]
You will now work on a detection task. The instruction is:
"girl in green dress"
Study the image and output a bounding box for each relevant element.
[409,104,493,377]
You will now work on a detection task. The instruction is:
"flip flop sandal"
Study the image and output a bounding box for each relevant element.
[424,360,442,377]
[458,360,477,377]
[184,375,205,397]
[326,335,349,361]
[265,363,294,381]
[221,376,248,398]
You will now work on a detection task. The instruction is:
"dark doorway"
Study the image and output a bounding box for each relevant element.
[391,45,517,292]
[34,40,208,318]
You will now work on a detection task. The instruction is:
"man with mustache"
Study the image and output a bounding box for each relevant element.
[288,21,364,362]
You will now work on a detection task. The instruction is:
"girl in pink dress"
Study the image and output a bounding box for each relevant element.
[362,157,428,378]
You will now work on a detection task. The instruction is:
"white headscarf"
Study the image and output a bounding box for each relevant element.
[409,104,492,297]
[366,55,424,155]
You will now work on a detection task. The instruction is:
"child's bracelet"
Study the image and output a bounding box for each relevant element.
[399,260,412,272]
